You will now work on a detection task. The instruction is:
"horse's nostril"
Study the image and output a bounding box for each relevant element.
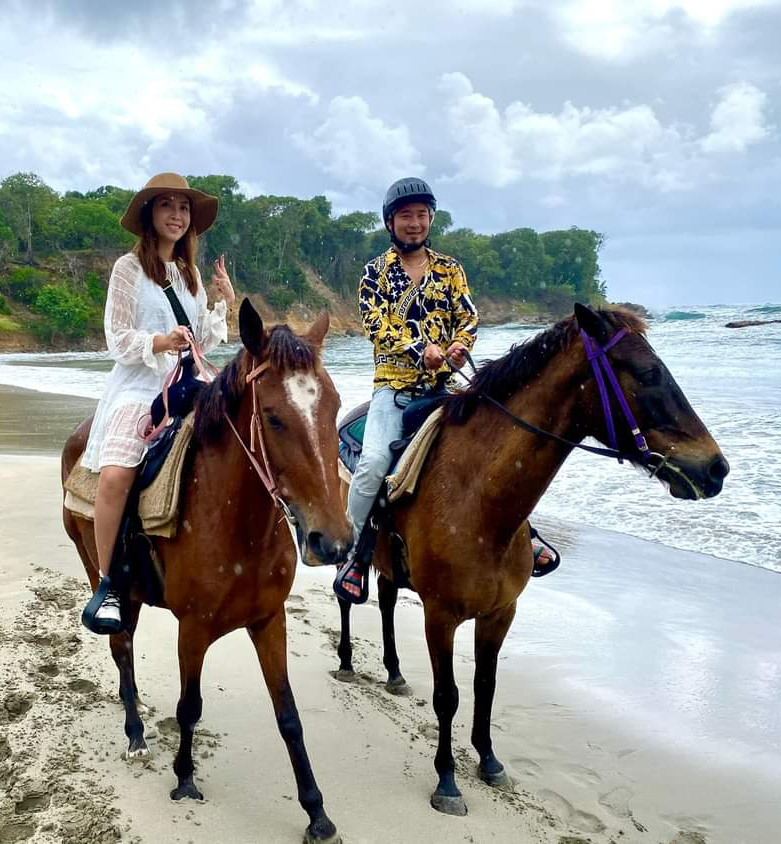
[308,532,325,557]
[709,455,730,481]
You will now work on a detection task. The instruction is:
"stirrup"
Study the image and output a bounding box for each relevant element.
[82,575,123,635]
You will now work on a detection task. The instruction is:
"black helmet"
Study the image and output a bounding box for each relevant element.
[382,177,436,222]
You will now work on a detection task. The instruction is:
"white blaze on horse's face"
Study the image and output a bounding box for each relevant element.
[283,372,327,483]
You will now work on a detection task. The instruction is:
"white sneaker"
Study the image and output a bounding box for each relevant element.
[94,582,121,623]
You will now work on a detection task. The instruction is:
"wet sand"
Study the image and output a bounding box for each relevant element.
[1,453,779,844]
[0,384,96,455]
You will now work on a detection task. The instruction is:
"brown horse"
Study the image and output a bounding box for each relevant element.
[62,300,351,843]
[335,304,729,816]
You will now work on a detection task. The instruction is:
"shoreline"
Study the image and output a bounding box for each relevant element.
[1,455,779,844]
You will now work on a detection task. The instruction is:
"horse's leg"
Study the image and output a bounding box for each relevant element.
[335,596,355,681]
[425,607,466,816]
[377,574,410,695]
[249,611,339,844]
[472,602,516,789]
[171,622,210,801]
[68,517,150,754]
[109,599,148,758]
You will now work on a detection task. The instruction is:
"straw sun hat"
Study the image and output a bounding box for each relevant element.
[120,172,219,236]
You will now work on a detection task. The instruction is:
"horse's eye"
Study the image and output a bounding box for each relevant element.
[265,413,284,431]
[637,367,662,387]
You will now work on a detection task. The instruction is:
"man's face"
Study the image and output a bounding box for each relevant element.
[390,202,431,245]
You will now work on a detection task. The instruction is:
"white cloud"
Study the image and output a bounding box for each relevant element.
[291,96,423,187]
[550,0,778,60]
[439,73,771,192]
[700,82,771,152]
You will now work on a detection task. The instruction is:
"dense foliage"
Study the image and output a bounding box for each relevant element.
[0,171,607,341]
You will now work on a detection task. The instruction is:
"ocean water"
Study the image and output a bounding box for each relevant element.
[1,303,779,572]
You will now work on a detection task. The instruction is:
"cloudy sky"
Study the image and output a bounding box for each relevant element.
[1,0,779,306]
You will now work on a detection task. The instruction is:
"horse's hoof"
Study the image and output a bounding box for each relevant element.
[335,669,356,683]
[479,766,513,791]
[385,676,412,696]
[430,793,467,816]
[304,816,340,843]
[124,741,150,762]
[170,777,204,801]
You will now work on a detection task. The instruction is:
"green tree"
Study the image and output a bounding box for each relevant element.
[0,173,58,260]
[32,284,96,341]
[0,267,49,305]
[53,197,133,252]
[541,228,605,302]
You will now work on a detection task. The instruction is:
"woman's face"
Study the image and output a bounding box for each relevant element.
[151,193,191,245]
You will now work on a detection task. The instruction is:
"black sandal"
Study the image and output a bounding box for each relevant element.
[333,556,369,604]
[530,527,561,578]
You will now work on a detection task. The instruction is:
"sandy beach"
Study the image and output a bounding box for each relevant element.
[0,388,779,844]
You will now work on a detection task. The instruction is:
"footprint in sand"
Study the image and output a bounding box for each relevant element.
[37,662,59,677]
[287,593,305,604]
[539,789,606,834]
[417,722,438,740]
[287,606,308,616]
[598,785,633,819]
[1,691,35,723]
[67,679,98,694]
[562,762,602,787]
[0,822,37,843]
[670,833,708,844]
[508,756,543,778]
[14,791,51,813]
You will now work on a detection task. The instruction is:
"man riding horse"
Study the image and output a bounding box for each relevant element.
[333,177,555,602]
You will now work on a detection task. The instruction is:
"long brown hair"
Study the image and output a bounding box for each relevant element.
[132,197,199,295]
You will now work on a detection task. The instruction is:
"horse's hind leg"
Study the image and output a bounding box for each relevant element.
[110,599,148,758]
[424,607,466,816]
[335,596,355,681]
[472,603,516,789]
[377,574,410,695]
[171,622,210,800]
[249,611,340,844]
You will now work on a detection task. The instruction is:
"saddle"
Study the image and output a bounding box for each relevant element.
[65,412,197,612]
[338,392,448,589]
[338,392,561,588]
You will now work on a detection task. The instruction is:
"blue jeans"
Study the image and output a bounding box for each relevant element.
[347,387,412,544]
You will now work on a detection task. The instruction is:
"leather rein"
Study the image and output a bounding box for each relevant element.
[451,328,688,485]
[150,338,298,525]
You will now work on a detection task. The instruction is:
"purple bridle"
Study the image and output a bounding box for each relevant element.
[453,328,658,466]
[580,328,652,464]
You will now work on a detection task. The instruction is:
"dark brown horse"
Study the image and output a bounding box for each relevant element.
[62,300,351,843]
[336,304,729,816]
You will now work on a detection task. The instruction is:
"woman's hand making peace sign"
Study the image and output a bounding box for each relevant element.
[211,254,236,309]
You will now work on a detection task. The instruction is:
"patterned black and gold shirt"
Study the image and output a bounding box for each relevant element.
[359,247,479,390]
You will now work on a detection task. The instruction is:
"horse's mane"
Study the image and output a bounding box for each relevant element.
[444,308,647,424]
[194,324,317,442]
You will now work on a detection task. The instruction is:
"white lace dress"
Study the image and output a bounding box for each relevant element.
[81,252,228,472]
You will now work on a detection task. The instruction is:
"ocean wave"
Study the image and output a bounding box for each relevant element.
[747,304,781,315]
[664,310,707,321]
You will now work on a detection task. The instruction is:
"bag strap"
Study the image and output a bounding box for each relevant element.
[162,280,193,332]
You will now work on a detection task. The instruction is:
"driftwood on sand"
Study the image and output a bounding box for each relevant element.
[725,319,781,328]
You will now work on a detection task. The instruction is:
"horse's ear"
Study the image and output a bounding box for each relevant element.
[574,302,610,343]
[239,298,266,358]
[305,309,330,348]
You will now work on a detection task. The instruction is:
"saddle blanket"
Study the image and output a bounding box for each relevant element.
[63,412,195,538]
[339,407,444,503]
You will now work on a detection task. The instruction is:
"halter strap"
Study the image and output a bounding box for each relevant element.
[222,359,298,523]
[580,328,651,463]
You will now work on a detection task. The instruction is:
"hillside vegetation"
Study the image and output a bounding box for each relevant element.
[0,172,607,349]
